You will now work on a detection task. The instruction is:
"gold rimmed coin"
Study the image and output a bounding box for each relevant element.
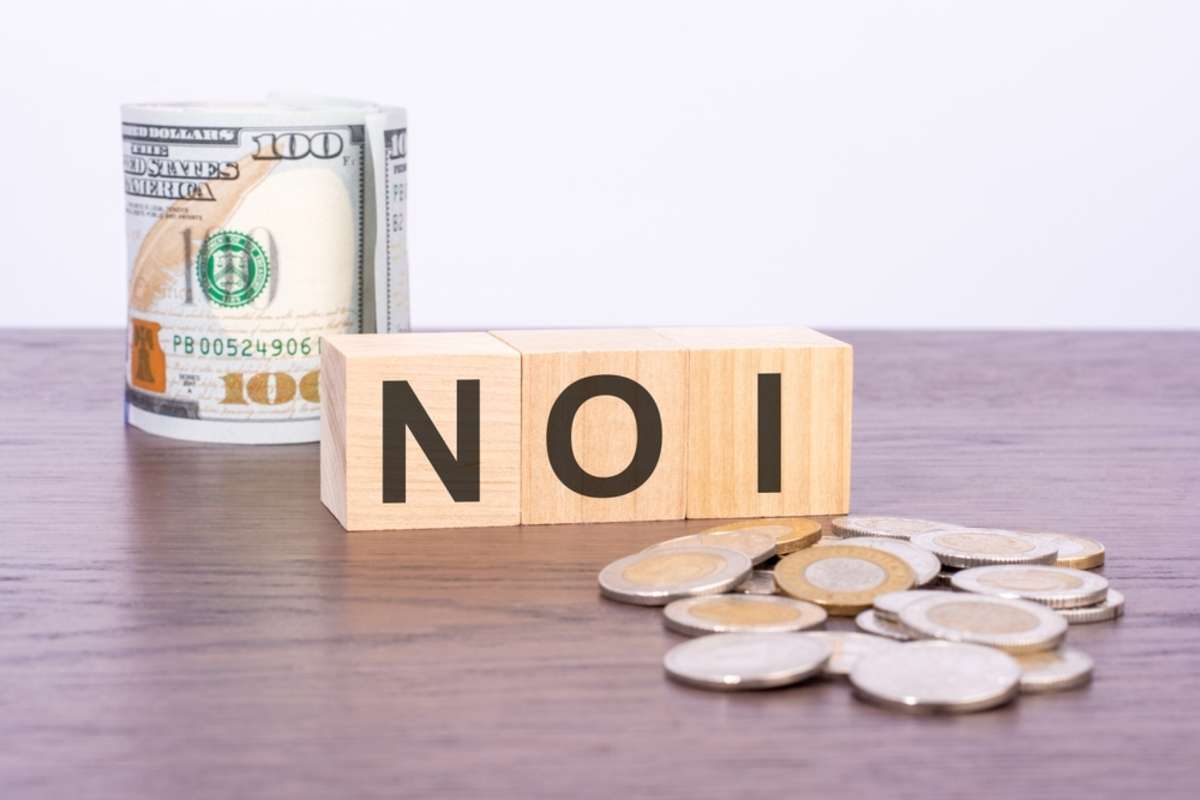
[1023,532,1106,570]
[700,517,822,555]
[774,546,915,616]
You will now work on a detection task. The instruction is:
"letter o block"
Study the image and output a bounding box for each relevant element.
[320,333,521,530]
[490,329,688,525]
[656,327,852,519]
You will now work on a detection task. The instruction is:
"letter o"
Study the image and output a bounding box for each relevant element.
[545,374,662,498]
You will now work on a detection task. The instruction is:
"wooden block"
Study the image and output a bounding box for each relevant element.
[490,328,687,525]
[320,332,521,531]
[655,326,852,520]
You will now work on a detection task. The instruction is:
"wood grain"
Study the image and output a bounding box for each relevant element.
[321,332,521,530]
[658,326,853,519]
[491,328,687,525]
[1,330,1197,800]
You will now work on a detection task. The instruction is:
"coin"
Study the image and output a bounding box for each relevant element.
[910,528,1058,568]
[701,517,822,555]
[855,609,914,641]
[951,565,1109,609]
[899,594,1067,653]
[935,569,957,587]
[1023,532,1105,570]
[734,569,778,595]
[825,536,942,586]
[832,515,960,541]
[774,546,915,616]
[651,529,776,565]
[850,640,1021,714]
[663,595,827,636]
[598,546,753,606]
[663,632,832,690]
[873,590,946,622]
[804,631,901,676]
[1057,589,1126,624]
[1015,647,1094,693]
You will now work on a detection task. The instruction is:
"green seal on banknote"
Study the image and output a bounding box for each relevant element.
[196,230,270,308]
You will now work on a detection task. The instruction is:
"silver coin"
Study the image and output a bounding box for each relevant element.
[598,545,752,606]
[1057,589,1126,624]
[855,609,914,641]
[1015,647,1094,693]
[650,529,777,565]
[663,594,827,636]
[850,640,1021,713]
[734,569,778,595]
[804,631,901,676]
[951,565,1109,609]
[899,593,1068,653]
[831,515,960,541]
[910,528,1058,568]
[663,632,832,690]
[831,536,942,586]
[934,569,957,587]
[874,590,947,622]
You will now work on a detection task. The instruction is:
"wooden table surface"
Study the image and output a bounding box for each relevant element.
[1,330,1197,799]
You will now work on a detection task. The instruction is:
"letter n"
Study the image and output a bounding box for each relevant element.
[382,380,481,503]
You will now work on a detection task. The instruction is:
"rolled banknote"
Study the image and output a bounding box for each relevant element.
[122,99,408,443]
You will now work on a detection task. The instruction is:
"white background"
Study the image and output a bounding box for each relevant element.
[1,0,1196,329]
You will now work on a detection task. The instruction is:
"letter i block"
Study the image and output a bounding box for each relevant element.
[656,327,853,519]
[489,329,688,525]
[320,333,521,531]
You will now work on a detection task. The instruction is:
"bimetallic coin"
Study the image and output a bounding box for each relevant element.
[652,529,776,565]
[1023,532,1106,570]
[874,590,946,623]
[1015,647,1094,693]
[774,546,915,616]
[734,570,778,595]
[910,528,1058,568]
[951,565,1109,609]
[899,594,1067,653]
[804,631,900,677]
[598,546,752,606]
[855,609,914,641]
[832,515,960,541]
[701,517,822,555]
[663,595,827,636]
[663,632,832,690]
[850,640,1021,714]
[828,536,942,586]
[1058,589,1126,624]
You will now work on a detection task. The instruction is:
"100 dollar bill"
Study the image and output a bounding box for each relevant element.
[122,101,408,444]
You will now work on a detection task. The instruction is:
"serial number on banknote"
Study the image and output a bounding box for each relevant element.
[171,335,319,358]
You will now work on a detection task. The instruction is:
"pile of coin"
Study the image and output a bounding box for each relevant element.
[598,515,1120,713]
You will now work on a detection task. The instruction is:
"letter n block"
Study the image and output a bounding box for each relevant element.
[490,328,687,525]
[656,326,852,519]
[320,333,521,530]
